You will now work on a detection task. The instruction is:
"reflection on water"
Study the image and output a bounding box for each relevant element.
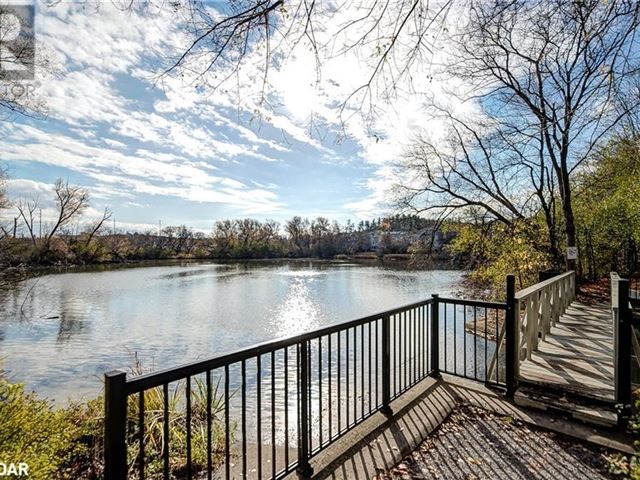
[271,277,322,337]
[0,260,463,402]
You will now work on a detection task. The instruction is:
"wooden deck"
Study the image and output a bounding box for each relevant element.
[518,301,615,402]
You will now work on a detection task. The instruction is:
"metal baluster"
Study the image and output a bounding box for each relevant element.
[224,367,230,480]
[474,308,477,380]
[271,351,276,479]
[257,355,262,480]
[394,314,398,396]
[241,361,247,479]
[346,328,350,428]
[328,334,332,441]
[409,308,413,385]
[453,306,457,375]
[163,383,169,480]
[463,307,467,378]
[368,322,372,414]
[360,324,365,418]
[403,310,408,390]
[187,376,192,480]
[353,326,357,423]
[484,308,488,381]
[138,391,145,480]
[376,319,380,406]
[319,337,323,447]
[444,304,448,372]
[495,309,500,385]
[380,314,392,416]
[415,307,419,383]
[206,371,212,480]
[424,305,429,377]
[417,307,421,380]
[284,349,289,470]
[337,330,342,433]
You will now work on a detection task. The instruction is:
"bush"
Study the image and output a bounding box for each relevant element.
[0,379,80,479]
[607,392,640,479]
[448,220,551,298]
[0,368,231,479]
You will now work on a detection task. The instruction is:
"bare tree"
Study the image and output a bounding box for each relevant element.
[84,207,113,246]
[401,114,528,226]
[109,0,453,117]
[211,219,237,256]
[45,179,90,247]
[0,168,19,240]
[400,0,640,268]
[0,167,7,211]
[285,216,310,253]
[15,197,38,246]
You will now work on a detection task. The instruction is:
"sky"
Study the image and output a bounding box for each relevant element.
[0,1,457,232]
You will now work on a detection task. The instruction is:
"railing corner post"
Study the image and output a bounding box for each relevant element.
[615,279,632,408]
[431,294,440,378]
[105,370,128,480]
[297,340,314,478]
[505,275,518,398]
[379,313,393,417]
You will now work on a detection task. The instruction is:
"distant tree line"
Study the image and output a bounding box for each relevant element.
[0,174,453,268]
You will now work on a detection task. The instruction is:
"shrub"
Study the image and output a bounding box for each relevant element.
[0,379,80,479]
[607,391,640,479]
[448,220,551,298]
[0,368,231,479]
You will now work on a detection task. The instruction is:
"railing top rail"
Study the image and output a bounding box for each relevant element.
[437,297,506,310]
[514,271,574,301]
[125,297,433,394]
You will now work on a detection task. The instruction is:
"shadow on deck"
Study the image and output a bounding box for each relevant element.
[518,301,615,403]
[288,376,631,480]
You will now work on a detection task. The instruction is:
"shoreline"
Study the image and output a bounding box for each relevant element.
[0,253,461,282]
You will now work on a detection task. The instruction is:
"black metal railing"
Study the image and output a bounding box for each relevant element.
[105,280,515,480]
[436,296,508,385]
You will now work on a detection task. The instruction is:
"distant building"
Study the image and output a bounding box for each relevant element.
[367,226,452,252]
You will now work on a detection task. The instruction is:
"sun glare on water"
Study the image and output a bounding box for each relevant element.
[272,277,323,337]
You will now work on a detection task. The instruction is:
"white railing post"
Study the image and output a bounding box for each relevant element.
[541,285,550,339]
[550,282,556,326]
[532,293,540,351]
[515,271,576,362]
[527,296,533,359]
[569,273,575,301]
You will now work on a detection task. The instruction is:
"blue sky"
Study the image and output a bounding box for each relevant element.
[0,2,458,232]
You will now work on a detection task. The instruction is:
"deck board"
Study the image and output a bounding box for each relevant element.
[518,301,615,402]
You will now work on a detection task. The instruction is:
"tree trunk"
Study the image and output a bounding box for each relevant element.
[542,207,562,268]
[562,199,577,272]
[555,162,577,273]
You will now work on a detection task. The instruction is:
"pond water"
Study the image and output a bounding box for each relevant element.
[0,260,464,403]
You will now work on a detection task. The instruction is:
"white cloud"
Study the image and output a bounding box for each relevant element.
[7,178,52,199]
[1,124,284,214]
[6,1,481,223]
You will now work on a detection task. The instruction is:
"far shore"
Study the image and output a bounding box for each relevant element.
[0,252,461,283]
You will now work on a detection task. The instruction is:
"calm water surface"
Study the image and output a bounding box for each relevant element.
[0,260,463,402]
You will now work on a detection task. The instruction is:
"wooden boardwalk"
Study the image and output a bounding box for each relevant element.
[518,301,615,402]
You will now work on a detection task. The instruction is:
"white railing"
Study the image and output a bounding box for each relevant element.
[611,272,621,312]
[515,271,576,366]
